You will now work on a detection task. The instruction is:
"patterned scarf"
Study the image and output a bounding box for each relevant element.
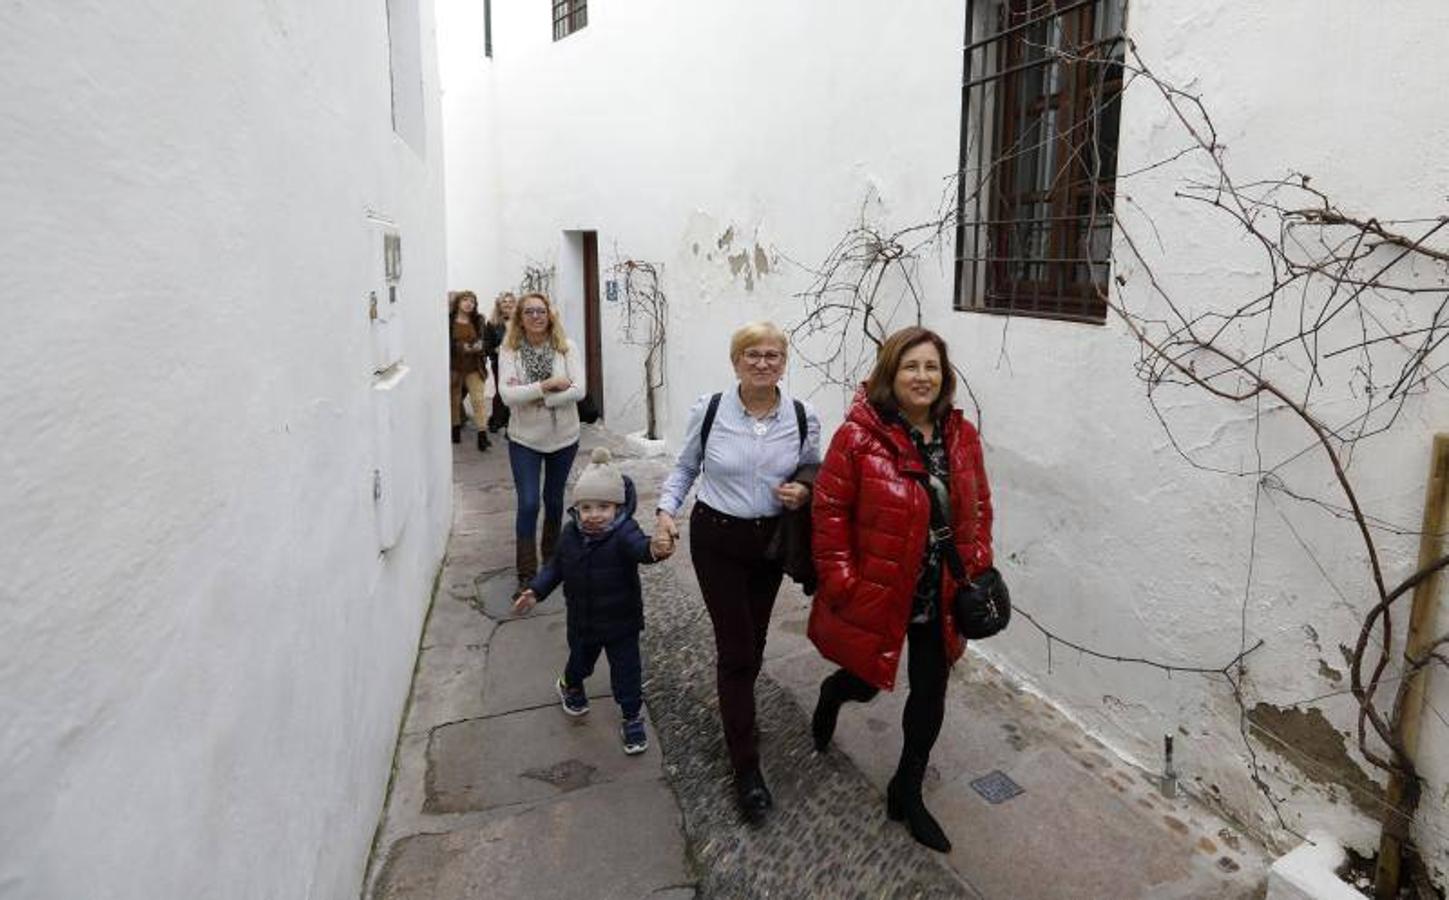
[519,341,555,383]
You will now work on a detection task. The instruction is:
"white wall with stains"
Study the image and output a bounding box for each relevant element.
[438,0,1449,884]
[0,2,451,897]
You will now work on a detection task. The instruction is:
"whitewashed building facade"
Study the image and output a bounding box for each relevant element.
[0,1,451,897]
[440,0,1449,887]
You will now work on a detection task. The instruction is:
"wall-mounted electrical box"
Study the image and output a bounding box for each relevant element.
[366,214,413,552]
[370,228,405,375]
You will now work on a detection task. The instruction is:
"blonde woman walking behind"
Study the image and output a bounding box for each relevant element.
[498,293,585,586]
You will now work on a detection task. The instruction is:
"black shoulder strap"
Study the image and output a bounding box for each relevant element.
[701,393,805,458]
[699,392,724,461]
[915,472,969,583]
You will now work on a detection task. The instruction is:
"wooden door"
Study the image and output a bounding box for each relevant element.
[582,231,603,418]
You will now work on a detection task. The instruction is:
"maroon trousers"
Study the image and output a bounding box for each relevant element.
[690,503,785,775]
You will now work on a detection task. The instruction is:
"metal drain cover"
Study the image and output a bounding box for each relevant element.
[970,770,1023,804]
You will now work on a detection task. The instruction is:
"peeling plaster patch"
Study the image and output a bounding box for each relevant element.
[753,244,769,274]
[1303,624,1320,647]
[1317,659,1343,683]
[1247,704,1383,817]
[728,252,748,276]
[692,242,699,255]
[717,226,734,249]
[1338,643,1355,669]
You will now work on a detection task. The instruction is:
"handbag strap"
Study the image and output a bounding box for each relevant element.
[916,472,969,583]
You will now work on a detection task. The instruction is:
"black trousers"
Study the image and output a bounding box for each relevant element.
[827,620,949,765]
[690,503,785,775]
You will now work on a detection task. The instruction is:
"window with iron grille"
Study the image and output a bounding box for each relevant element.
[552,0,587,41]
[954,0,1125,323]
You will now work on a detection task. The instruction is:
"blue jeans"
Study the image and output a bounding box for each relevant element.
[564,632,643,720]
[507,440,579,540]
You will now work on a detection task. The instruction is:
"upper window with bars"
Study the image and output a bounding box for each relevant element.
[553,0,588,41]
[954,0,1126,323]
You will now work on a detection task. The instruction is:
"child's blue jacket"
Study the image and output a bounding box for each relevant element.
[527,475,658,642]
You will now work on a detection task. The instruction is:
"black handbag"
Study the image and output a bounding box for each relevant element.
[920,476,1010,640]
[576,394,601,424]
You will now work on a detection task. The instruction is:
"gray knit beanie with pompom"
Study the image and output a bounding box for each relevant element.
[571,447,626,506]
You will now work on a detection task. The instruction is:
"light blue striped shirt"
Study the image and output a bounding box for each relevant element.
[658,386,822,519]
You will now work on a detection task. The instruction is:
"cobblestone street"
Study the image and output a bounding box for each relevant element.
[364,425,1272,899]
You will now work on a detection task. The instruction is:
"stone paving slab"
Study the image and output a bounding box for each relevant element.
[481,615,621,715]
[420,591,497,652]
[474,568,562,621]
[374,778,691,900]
[424,702,661,813]
[403,639,490,736]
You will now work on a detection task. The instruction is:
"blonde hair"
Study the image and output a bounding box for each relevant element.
[506,292,570,353]
[490,291,516,326]
[729,321,789,363]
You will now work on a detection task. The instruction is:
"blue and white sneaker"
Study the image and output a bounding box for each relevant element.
[557,676,589,716]
[621,716,649,755]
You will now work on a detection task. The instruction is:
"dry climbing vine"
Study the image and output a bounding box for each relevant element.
[786,38,1449,889]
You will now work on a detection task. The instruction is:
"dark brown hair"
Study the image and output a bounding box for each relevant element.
[864,326,957,422]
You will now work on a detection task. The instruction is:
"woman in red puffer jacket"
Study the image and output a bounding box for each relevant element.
[808,326,993,853]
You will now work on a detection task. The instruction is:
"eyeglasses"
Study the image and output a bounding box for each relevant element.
[521,308,549,318]
[742,349,785,365]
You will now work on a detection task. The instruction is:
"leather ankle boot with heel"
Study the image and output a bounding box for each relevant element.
[887,757,951,852]
[515,541,538,589]
[540,518,561,565]
[812,675,845,752]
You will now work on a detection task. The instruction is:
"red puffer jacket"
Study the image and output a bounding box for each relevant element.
[808,389,993,691]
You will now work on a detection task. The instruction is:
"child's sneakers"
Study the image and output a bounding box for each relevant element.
[557,676,589,716]
[620,715,649,755]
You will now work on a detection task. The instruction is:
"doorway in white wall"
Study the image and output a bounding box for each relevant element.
[561,229,604,419]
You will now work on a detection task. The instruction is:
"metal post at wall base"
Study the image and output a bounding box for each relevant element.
[1374,433,1449,900]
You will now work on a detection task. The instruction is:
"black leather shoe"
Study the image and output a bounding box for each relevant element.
[450,425,462,444]
[734,768,773,823]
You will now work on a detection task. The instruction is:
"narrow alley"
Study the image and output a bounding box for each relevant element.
[364,426,1269,900]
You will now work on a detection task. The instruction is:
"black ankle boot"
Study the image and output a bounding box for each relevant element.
[812,676,845,753]
[477,430,490,451]
[887,758,951,852]
[451,425,461,444]
[734,768,773,824]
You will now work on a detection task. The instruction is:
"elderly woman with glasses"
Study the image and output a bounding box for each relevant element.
[655,321,821,823]
[498,292,585,587]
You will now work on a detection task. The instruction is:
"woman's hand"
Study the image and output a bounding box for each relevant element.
[540,375,573,393]
[775,481,810,511]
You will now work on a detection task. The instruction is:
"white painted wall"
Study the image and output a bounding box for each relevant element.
[0,1,450,898]
[440,0,1449,886]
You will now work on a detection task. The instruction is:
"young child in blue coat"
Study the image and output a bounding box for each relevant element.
[513,447,673,754]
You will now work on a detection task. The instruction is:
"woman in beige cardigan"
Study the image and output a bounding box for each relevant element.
[498,292,586,586]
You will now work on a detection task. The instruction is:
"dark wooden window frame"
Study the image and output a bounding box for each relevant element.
[954,0,1125,324]
[552,0,588,41]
